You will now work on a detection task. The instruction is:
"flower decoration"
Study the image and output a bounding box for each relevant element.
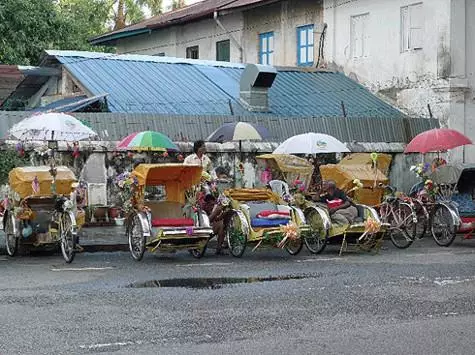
[289,178,306,194]
[424,179,438,197]
[347,179,364,194]
[162,151,169,158]
[16,142,25,157]
[358,217,382,241]
[177,154,184,162]
[277,222,300,248]
[410,163,431,180]
[114,172,140,213]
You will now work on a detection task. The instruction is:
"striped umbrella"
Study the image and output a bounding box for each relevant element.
[117,131,179,152]
[207,122,270,143]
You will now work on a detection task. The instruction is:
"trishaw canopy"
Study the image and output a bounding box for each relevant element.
[9,166,76,198]
[339,153,392,175]
[256,154,313,187]
[132,163,203,204]
[224,188,282,203]
[320,164,388,206]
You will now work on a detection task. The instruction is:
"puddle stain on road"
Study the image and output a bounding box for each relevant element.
[126,274,318,290]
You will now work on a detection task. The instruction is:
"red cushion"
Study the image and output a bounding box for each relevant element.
[459,217,475,232]
[152,218,194,227]
[327,199,343,209]
[257,210,290,217]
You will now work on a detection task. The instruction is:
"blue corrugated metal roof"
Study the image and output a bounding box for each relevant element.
[49,51,402,118]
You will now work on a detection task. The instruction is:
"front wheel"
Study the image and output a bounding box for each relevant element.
[5,214,18,257]
[382,202,414,249]
[430,203,457,247]
[127,213,146,261]
[303,208,328,254]
[189,240,208,259]
[226,212,247,258]
[284,237,304,255]
[60,213,76,263]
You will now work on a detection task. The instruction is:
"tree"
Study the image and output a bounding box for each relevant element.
[0,0,63,65]
[113,0,163,30]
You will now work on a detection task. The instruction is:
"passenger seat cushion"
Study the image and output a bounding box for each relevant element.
[247,202,278,219]
[256,210,291,219]
[152,218,194,227]
[251,218,290,228]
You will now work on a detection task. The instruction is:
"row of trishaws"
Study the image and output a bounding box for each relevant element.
[2,151,474,263]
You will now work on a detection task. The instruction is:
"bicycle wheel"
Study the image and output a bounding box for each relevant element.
[60,213,76,263]
[127,213,146,261]
[412,199,428,239]
[284,237,303,256]
[303,208,328,254]
[226,211,247,257]
[387,203,415,249]
[430,203,457,247]
[4,213,18,257]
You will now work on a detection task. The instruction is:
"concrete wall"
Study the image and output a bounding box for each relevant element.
[323,0,474,163]
[117,12,244,63]
[242,0,323,66]
[116,0,323,66]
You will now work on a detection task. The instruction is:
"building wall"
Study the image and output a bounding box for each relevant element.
[323,0,474,163]
[323,0,454,120]
[117,12,244,63]
[242,0,323,66]
[116,0,323,67]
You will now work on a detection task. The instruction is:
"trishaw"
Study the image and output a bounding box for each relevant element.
[257,153,387,255]
[221,188,314,257]
[124,164,213,261]
[2,166,83,263]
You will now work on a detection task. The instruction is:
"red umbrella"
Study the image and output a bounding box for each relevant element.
[405,128,472,153]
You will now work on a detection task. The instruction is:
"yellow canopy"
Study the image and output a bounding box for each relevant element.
[256,154,314,187]
[132,164,203,203]
[224,188,282,203]
[339,153,392,175]
[320,164,388,206]
[9,166,76,198]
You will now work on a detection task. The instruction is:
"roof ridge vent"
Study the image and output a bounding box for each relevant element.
[239,64,277,112]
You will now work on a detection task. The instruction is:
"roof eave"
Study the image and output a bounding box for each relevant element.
[89,28,151,46]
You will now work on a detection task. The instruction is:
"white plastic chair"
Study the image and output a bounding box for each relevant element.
[269,180,290,199]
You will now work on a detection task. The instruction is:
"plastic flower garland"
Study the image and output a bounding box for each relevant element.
[410,163,431,180]
[114,172,139,213]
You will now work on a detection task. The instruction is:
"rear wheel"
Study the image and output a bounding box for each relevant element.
[128,213,146,261]
[226,212,247,258]
[303,208,328,254]
[413,200,429,239]
[5,214,18,257]
[430,203,457,247]
[60,213,76,263]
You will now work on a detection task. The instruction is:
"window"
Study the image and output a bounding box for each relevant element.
[297,25,314,66]
[401,3,423,51]
[259,32,274,65]
[350,13,369,58]
[216,40,230,62]
[186,46,199,59]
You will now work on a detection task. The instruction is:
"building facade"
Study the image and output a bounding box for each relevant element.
[93,0,324,68]
[323,0,475,162]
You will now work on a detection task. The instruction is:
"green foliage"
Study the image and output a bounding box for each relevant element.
[0,150,29,186]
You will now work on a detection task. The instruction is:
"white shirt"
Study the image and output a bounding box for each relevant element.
[184,153,216,179]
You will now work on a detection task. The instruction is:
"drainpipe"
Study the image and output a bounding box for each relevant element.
[214,11,243,62]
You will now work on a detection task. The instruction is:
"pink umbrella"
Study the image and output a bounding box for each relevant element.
[405,128,472,153]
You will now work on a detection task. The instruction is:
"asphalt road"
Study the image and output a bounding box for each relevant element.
[1,237,475,355]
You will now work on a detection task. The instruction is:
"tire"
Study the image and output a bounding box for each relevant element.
[127,213,146,261]
[5,214,18,257]
[189,241,208,259]
[226,212,247,258]
[412,200,428,239]
[60,213,76,263]
[430,203,457,247]
[384,202,415,249]
[285,237,304,255]
[303,208,328,254]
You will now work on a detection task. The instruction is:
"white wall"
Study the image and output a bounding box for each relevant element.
[323,0,453,120]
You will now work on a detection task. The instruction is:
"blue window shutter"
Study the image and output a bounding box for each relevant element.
[297,24,314,67]
[259,32,274,65]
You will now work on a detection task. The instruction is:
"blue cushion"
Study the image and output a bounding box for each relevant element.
[250,218,290,228]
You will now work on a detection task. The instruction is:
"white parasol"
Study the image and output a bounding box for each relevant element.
[9,112,97,141]
[273,133,350,154]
